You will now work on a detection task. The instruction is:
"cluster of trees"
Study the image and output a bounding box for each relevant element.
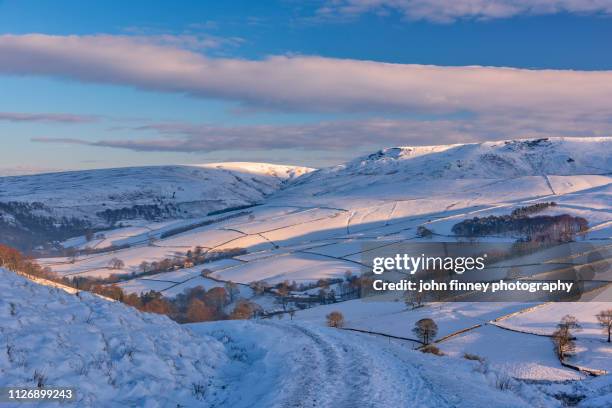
[334,272,377,299]
[1,243,260,323]
[187,247,246,268]
[66,270,257,322]
[137,256,194,275]
[172,285,258,322]
[510,202,557,218]
[551,311,612,362]
[65,247,249,289]
[57,243,131,260]
[72,281,258,323]
[452,213,588,243]
[0,201,92,251]
[96,203,180,224]
[273,277,344,294]
[0,244,56,279]
[272,279,341,310]
[120,284,259,322]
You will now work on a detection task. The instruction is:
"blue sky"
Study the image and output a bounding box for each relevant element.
[1,0,611,171]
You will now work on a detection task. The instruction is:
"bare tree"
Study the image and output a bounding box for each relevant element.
[64,247,78,264]
[552,329,574,360]
[356,275,375,298]
[413,318,438,345]
[108,258,125,270]
[403,290,423,309]
[318,288,328,305]
[560,314,581,331]
[277,281,291,311]
[249,280,266,296]
[326,311,345,328]
[225,281,240,303]
[229,300,257,320]
[552,314,581,360]
[277,280,290,297]
[596,309,612,343]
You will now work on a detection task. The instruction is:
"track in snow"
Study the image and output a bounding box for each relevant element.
[255,322,449,408]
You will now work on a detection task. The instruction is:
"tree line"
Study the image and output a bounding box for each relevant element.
[0,244,257,323]
[452,213,588,242]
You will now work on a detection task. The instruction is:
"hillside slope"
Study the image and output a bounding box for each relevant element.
[0,162,312,213]
[0,267,542,408]
[0,162,312,249]
[295,137,611,183]
[0,267,227,407]
[270,137,611,217]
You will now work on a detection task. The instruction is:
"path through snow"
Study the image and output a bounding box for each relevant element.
[192,320,531,408]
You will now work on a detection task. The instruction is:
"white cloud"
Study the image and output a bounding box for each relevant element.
[319,0,612,22]
[0,34,611,120]
[3,34,611,156]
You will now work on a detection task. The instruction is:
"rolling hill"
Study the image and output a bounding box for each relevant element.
[0,162,312,250]
[2,137,611,407]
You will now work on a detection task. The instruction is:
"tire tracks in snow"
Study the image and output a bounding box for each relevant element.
[260,321,449,408]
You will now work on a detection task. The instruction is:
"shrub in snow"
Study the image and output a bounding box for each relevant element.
[420,345,444,356]
[463,353,485,363]
[494,372,514,391]
[326,311,345,328]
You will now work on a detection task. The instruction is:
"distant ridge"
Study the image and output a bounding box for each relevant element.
[297,137,612,183]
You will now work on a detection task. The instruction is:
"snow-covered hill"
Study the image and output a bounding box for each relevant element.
[293,137,611,186]
[2,137,611,407]
[37,137,611,285]
[1,267,552,408]
[0,162,312,249]
[0,162,312,217]
[0,267,227,407]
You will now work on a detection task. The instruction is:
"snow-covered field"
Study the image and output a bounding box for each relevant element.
[2,137,611,406]
[37,139,611,293]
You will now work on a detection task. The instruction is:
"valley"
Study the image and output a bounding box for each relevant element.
[1,137,611,407]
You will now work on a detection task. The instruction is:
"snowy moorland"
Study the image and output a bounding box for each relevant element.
[1,137,611,407]
[0,162,312,250]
